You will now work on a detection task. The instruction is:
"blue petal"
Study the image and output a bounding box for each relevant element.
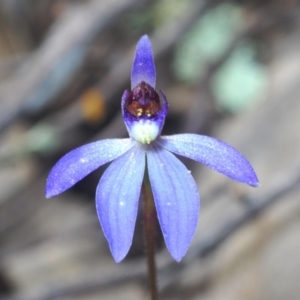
[147,145,199,262]
[96,145,145,263]
[131,35,156,89]
[158,134,259,187]
[46,139,134,198]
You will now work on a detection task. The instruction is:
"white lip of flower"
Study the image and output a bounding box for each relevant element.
[130,119,160,144]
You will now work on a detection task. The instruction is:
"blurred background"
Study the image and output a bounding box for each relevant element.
[0,0,299,299]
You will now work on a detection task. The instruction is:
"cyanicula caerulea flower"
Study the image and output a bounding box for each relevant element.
[46,35,259,263]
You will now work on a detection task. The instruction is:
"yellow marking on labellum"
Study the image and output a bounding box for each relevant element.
[126,81,160,118]
[137,108,143,116]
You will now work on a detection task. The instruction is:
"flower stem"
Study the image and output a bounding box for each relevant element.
[142,175,158,300]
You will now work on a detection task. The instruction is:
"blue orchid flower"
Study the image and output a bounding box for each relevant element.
[46,35,259,263]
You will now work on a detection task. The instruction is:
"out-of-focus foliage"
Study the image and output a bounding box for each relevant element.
[126,0,191,35]
[25,124,60,154]
[152,0,191,27]
[212,42,266,112]
[174,3,243,82]
[173,3,266,111]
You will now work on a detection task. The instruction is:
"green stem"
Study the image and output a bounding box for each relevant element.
[142,176,158,300]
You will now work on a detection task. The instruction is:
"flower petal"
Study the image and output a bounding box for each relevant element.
[46,139,134,198]
[131,35,156,89]
[147,145,199,262]
[96,145,145,262]
[158,134,259,187]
